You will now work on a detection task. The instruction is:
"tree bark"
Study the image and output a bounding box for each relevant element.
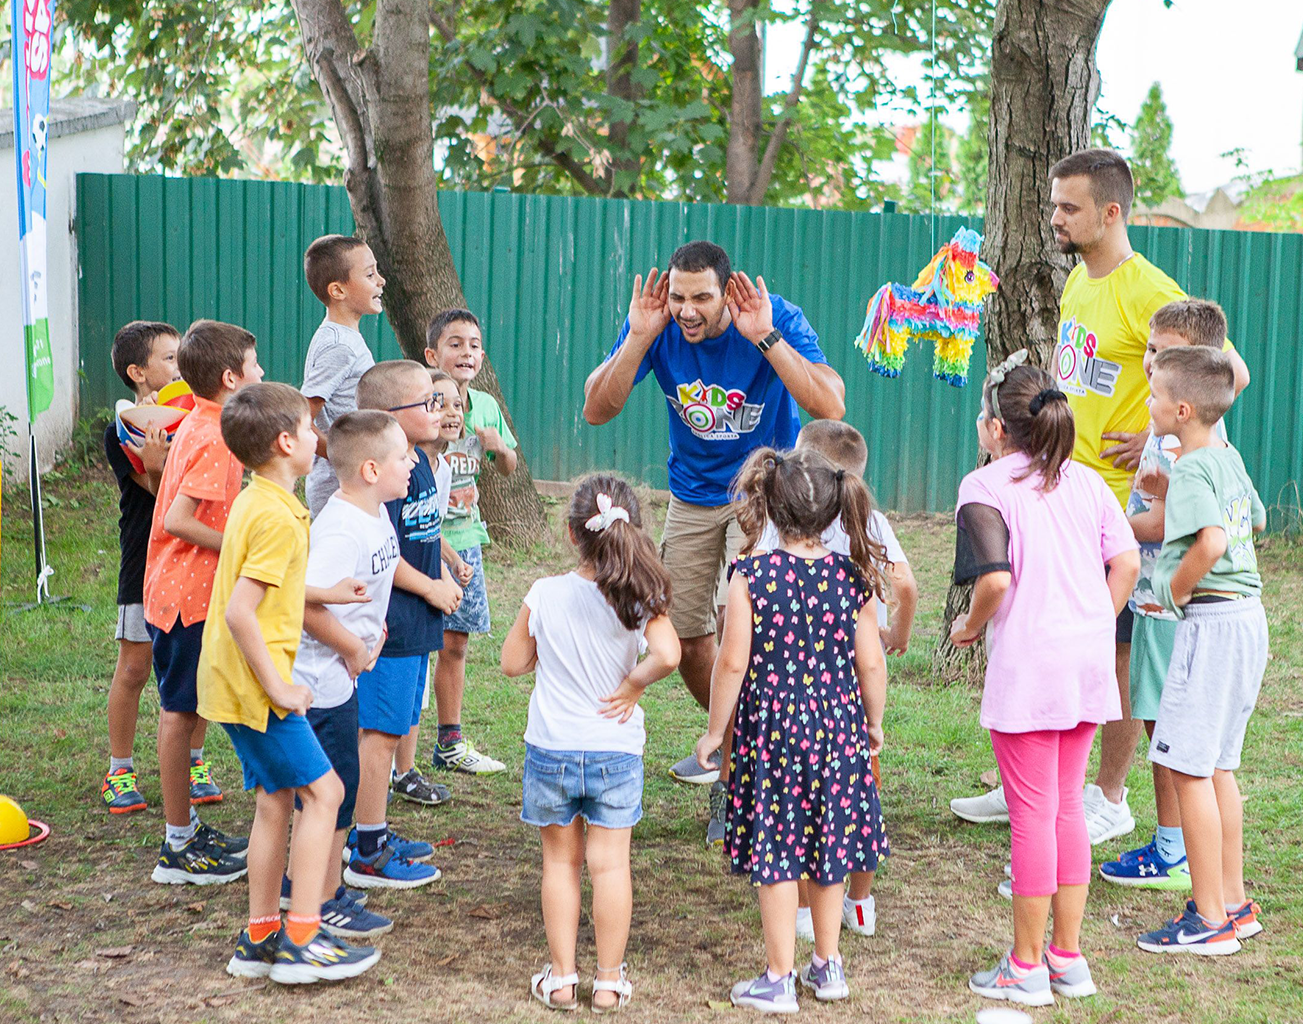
[932,0,1111,680]
[292,0,546,542]
[606,0,643,190]
[725,0,762,204]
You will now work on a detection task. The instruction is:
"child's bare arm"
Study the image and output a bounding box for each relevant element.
[1128,503,1165,544]
[306,396,329,458]
[854,598,887,753]
[163,494,224,551]
[1105,548,1141,615]
[696,573,751,767]
[949,571,1011,647]
[600,614,681,723]
[500,603,537,676]
[880,562,918,656]
[302,604,380,679]
[394,555,463,613]
[225,577,312,715]
[441,538,474,585]
[304,578,371,606]
[1167,527,1225,608]
[475,426,518,476]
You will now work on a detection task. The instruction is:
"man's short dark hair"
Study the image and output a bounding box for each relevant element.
[304,234,368,305]
[110,320,179,391]
[1050,148,1134,220]
[178,320,256,400]
[426,308,481,351]
[220,382,309,469]
[668,241,731,292]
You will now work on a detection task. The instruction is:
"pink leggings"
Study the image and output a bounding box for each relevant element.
[990,722,1097,898]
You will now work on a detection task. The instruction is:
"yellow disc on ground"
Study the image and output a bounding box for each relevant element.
[0,794,30,844]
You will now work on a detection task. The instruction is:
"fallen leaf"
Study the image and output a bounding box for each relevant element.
[19,900,35,913]
[48,901,73,911]
[435,953,458,967]
[205,995,238,1008]
[466,904,500,920]
[53,729,66,739]
[19,860,38,871]
[1110,914,1121,928]
[185,902,206,914]
[707,1000,733,1010]
[979,769,999,788]
[96,946,135,959]
[102,893,115,903]
[119,995,144,1007]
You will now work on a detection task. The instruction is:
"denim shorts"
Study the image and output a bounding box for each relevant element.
[356,653,428,736]
[222,711,335,795]
[444,545,491,634]
[521,745,644,830]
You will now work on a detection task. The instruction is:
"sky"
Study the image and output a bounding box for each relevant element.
[765,0,1303,194]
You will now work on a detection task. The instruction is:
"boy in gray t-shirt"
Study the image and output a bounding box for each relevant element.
[300,235,384,516]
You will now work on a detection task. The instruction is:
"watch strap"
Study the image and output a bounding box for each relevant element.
[756,328,782,352]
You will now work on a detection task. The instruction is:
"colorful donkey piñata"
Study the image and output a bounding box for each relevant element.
[852,227,998,387]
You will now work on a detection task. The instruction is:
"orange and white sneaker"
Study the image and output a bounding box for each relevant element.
[1228,899,1263,939]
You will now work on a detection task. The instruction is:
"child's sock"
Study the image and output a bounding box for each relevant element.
[1155,824,1186,863]
[811,953,828,969]
[248,915,280,943]
[436,723,462,747]
[189,805,200,827]
[166,821,197,851]
[765,968,788,983]
[286,912,321,946]
[190,747,204,762]
[109,756,134,773]
[1008,953,1037,974]
[1045,945,1080,970]
[357,821,387,858]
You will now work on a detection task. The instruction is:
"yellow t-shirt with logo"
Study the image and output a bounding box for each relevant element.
[1055,254,1234,506]
[198,474,309,731]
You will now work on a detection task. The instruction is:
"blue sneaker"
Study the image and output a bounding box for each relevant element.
[226,929,280,978]
[346,826,434,862]
[343,845,441,890]
[730,970,798,1013]
[269,929,380,984]
[1099,839,1190,890]
[1137,903,1241,955]
[1229,899,1263,939]
[280,875,366,910]
[321,893,393,940]
[799,958,849,1001]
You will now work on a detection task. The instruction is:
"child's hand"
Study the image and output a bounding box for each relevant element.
[599,677,646,723]
[139,390,159,406]
[274,682,314,717]
[365,632,386,674]
[474,425,507,456]
[949,613,981,648]
[427,577,463,614]
[320,578,371,605]
[880,625,908,656]
[454,558,474,585]
[866,722,885,756]
[1136,464,1170,501]
[343,635,372,680]
[140,424,170,474]
[695,731,724,771]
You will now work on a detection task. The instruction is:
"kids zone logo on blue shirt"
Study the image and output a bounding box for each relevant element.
[607,292,828,507]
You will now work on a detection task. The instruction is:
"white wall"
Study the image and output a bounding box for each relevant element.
[0,117,128,479]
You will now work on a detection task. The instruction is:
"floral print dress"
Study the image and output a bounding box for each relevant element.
[726,550,889,885]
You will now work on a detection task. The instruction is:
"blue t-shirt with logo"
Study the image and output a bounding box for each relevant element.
[606,293,827,506]
[381,447,445,657]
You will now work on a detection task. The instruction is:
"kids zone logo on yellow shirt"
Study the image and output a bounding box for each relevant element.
[1056,317,1120,398]
[668,379,763,440]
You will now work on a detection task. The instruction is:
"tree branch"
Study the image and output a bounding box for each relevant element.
[750,6,820,203]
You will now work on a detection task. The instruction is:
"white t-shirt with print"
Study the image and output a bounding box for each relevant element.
[756,510,907,629]
[293,494,400,708]
[522,572,649,756]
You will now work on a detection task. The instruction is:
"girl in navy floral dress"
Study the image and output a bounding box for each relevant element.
[696,447,889,1012]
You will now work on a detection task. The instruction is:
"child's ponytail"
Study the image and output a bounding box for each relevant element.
[835,473,887,601]
[568,475,671,631]
[733,446,785,555]
[984,362,1076,491]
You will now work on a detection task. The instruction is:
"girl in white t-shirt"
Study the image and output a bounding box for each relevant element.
[501,475,680,1013]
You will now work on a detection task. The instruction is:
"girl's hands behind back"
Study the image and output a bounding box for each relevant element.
[598,677,646,723]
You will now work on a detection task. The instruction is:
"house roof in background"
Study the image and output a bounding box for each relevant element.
[0,97,135,150]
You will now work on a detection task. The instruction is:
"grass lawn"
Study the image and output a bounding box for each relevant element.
[1,455,1301,1023]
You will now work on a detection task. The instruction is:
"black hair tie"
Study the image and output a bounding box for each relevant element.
[1028,388,1067,415]
[835,469,845,483]
[772,453,785,467]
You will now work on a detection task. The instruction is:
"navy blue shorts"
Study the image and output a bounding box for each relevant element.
[221,710,335,795]
[295,693,359,831]
[1116,602,1134,644]
[148,618,204,714]
[357,653,428,736]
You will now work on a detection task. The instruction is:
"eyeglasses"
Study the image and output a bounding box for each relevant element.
[388,393,443,413]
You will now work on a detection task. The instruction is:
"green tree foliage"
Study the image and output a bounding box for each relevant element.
[903,112,954,213]
[1131,81,1183,207]
[59,0,996,209]
[954,87,986,214]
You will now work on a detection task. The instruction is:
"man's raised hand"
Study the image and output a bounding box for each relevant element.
[727,271,774,345]
[628,267,671,339]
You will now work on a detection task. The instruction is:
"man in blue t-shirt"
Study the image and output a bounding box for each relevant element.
[584,240,844,835]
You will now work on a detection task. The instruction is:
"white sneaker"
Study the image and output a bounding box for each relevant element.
[998,878,1013,900]
[1004,862,1012,878]
[949,785,1009,824]
[842,895,875,936]
[795,906,815,942]
[431,739,505,775]
[1084,785,1136,845]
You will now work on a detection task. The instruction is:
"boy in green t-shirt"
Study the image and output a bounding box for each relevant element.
[1137,346,1268,958]
[421,309,518,776]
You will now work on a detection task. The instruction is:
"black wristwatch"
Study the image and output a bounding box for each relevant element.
[755,329,782,353]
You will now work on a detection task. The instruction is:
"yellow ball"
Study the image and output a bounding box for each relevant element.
[0,794,30,845]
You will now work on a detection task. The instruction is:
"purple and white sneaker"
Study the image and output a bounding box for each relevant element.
[799,957,849,1001]
[730,970,799,1014]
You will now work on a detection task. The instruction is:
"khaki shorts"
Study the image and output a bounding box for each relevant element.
[660,496,745,639]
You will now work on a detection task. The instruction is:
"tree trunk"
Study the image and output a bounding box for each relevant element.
[932,0,1111,681]
[606,0,642,192]
[292,0,546,543]
[725,0,762,204]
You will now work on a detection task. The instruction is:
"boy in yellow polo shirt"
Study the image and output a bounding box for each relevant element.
[199,381,380,986]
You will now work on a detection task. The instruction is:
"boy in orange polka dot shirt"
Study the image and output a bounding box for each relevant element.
[143,320,264,884]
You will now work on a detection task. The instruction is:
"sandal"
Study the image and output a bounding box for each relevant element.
[592,962,633,1014]
[531,963,580,1011]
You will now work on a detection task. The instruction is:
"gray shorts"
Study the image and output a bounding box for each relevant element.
[115,603,150,644]
[1149,596,1268,777]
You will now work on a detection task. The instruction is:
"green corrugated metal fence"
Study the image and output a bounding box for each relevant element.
[75,174,1303,522]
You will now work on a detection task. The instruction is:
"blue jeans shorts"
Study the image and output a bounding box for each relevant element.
[444,545,491,634]
[294,693,359,831]
[357,653,428,736]
[222,710,335,795]
[521,744,644,830]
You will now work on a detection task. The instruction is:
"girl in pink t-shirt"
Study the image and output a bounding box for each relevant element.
[950,355,1139,1008]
